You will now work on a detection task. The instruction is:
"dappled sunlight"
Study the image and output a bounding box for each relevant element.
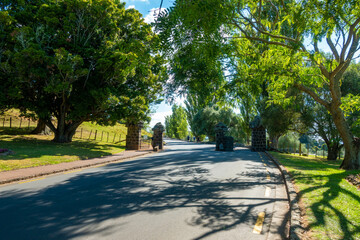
[0,146,287,239]
[274,152,360,240]
[0,135,125,171]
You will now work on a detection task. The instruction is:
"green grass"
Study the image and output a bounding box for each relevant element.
[1,109,152,143]
[0,109,152,172]
[0,134,125,172]
[272,152,360,240]
[74,122,151,142]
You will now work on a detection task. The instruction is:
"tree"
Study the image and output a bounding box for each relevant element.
[184,94,206,139]
[0,8,16,112]
[261,102,299,149]
[341,63,360,138]
[191,106,237,141]
[6,0,165,142]
[157,0,360,169]
[300,62,360,160]
[300,97,343,160]
[164,104,188,139]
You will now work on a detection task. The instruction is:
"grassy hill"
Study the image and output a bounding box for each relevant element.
[0,109,152,171]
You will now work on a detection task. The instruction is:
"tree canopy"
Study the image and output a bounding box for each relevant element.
[2,0,166,142]
[165,104,188,139]
[157,0,360,169]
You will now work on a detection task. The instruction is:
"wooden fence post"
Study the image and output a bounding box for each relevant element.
[88,130,92,140]
[19,118,22,128]
[101,131,104,141]
[2,118,5,127]
[80,128,83,139]
[107,132,109,142]
[94,130,97,140]
[28,119,30,129]
[113,133,116,142]
[10,117,12,128]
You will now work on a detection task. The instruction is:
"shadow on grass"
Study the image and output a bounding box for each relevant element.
[0,135,125,161]
[276,153,342,171]
[298,172,360,240]
[0,127,35,135]
[275,153,360,240]
[0,145,288,239]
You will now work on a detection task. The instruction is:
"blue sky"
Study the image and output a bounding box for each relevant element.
[122,0,178,128]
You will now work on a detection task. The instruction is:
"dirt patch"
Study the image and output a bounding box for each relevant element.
[346,174,360,190]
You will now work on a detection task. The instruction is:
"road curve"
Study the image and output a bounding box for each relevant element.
[0,139,288,240]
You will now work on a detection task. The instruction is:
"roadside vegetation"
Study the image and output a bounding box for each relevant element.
[0,134,125,172]
[272,152,360,240]
[0,109,151,172]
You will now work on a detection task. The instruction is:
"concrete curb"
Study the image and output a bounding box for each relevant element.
[0,150,152,185]
[264,151,304,240]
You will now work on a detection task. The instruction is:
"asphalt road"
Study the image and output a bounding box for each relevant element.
[0,139,288,240]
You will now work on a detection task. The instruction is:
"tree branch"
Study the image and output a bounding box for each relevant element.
[238,12,300,46]
[340,17,360,62]
[293,83,330,109]
[326,36,340,61]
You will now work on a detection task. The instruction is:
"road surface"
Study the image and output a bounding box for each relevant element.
[0,139,288,240]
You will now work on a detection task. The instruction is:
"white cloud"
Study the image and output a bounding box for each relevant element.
[150,111,172,127]
[149,96,185,128]
[126,5,135,9]
[144,7,166,24]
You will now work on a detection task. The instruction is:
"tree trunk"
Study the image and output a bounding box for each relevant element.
[31,119,46,134]
[330,105,360,169]
[45,115,82,143]
[52,125,79,143]
[327,144,340,161]
[269,134,280,150]
[53,131,74,143]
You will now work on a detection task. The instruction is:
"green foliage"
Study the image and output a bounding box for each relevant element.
[165,104,188,139]
[3,0,166,142]
[191,106,238,141]
[158,0,360,169]
[0,9,16,110]
[156,0,228,103]
[278,132,300,151]
[340,63,360,137]
[260,99,301,148]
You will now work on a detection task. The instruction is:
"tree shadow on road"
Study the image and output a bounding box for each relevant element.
[0,147,287,239]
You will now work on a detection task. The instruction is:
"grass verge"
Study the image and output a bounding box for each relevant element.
[272,152,360,240]
[0,134,125,172]
[0,109,152,172]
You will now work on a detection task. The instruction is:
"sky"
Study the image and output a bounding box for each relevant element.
[122,0,177,128]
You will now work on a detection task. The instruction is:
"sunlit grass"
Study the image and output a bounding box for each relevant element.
[0,109,152,172]
[0,134,125,172]
[272,152,360,240]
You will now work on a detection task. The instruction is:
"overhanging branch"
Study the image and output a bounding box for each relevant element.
[294,83,330,109]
